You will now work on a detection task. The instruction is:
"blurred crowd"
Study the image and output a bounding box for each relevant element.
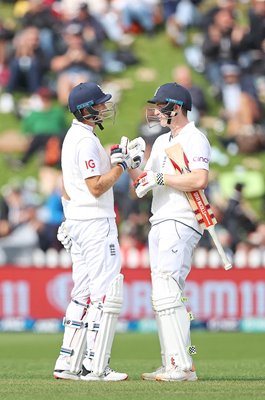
[0,0,265,266]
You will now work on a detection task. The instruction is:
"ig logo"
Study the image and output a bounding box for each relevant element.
[85,159,95,169]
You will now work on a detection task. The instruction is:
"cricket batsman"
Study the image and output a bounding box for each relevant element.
[132,82,212,381]
[53,82,145,381]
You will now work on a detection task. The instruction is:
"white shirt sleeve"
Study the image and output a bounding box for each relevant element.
[185,135,211,171]
[76,138,101,179]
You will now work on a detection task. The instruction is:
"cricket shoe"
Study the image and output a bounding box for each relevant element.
[53,356,80,380]
[80,365,128,381]
[53,369,80,380]
[142,366,166,381]
[156,366,197,382]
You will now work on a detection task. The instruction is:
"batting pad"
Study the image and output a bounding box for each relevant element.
[57,299,88,374]
[154,312,166,368]
[92,274,123,376]
[69,302,105,374]
[152,273,193,371]
[69,313,89,373]
[82,301,103,372]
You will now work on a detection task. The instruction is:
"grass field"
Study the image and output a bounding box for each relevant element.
[0,331,264,400]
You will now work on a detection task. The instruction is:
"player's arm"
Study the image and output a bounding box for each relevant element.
[164,169,209,192]
[164,140,210,192]
[76,137,124,198]
[85,166,123,198]
[134,168,208,199]
[127,167,143,182]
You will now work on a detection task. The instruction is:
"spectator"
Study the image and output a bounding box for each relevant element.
[86,0,135,47]
[0,18,14,89]
[248,222,265,247]
[20,0,60,59]
[200,0,238,30]
[219,63,263,152]
[71,3,106,44]
[222,183,257,253]
[202,8,247,93]
[242,0,265,75]
[6,26,49,94]
[119,211,150,250]
[71,3,128,74]
[50,23,102,105]
[172,64,208,123]
[37,176,64,251]
[113,170,133,221]
[0,181,40,264]
[10,87,67,168]
[161,0,180,21]
[244,0,265,52]
[0,194,11,238]
[166,0,202,45]
[120,0,157,36]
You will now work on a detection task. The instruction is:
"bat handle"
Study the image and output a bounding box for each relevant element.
[208,226,233,270]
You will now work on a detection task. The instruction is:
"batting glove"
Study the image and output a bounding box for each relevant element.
[128,137,146,169]
[110,136,132,171]
[133,171,165,198]
[57,221,72,252]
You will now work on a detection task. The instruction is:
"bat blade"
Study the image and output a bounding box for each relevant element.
[167,150,216,230]
[165,143,232,270]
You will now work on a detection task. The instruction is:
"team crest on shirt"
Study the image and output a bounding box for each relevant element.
[109,244,116,256]
[85,159,96,170]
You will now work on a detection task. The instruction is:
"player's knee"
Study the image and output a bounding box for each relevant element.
[103,273,123,314]
[151,272,183,312]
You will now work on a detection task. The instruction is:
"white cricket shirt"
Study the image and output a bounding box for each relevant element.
[145,121,211,233]
[61,119,115,220]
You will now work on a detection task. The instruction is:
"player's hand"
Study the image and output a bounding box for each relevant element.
[57,221,72,252]
[133,171,165,198]
[128,137,146,169]
[110,136,132,171]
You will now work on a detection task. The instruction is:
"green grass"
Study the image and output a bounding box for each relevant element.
[0,331,264,400]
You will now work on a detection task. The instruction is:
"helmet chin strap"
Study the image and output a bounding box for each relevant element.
[77,106,105,130]
[96,122,104,130]
[160,103,178,125]
[166,111,178,125]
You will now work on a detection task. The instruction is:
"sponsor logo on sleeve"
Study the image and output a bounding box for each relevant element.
[85,159,96,170]
[193,156,209,164]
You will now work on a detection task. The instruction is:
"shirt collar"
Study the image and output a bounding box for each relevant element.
[170,121,195,142]
[72,119,95,135]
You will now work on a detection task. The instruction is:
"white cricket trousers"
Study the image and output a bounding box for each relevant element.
[148,220,201,290]
[65,218,121,302]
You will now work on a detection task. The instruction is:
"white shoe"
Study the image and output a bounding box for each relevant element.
[53,355,80,380]
[80,366,128,381]
[156,367,197,382]
[53,369,80,380]
[142,366,166,381]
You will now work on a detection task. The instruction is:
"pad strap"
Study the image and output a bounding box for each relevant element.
[60,346,73,356]
[72,299,89,308]
[63,318,85,329]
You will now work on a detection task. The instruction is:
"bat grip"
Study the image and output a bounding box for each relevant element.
[208,226,232,270]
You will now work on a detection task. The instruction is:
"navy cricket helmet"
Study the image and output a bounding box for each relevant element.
[68,82,114,129]
[68,82,112,113]
[148,82,192,111]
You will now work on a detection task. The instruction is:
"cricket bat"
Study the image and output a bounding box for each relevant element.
[165,143,232,271]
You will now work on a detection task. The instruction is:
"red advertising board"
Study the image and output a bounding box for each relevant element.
[0,266,264,320]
